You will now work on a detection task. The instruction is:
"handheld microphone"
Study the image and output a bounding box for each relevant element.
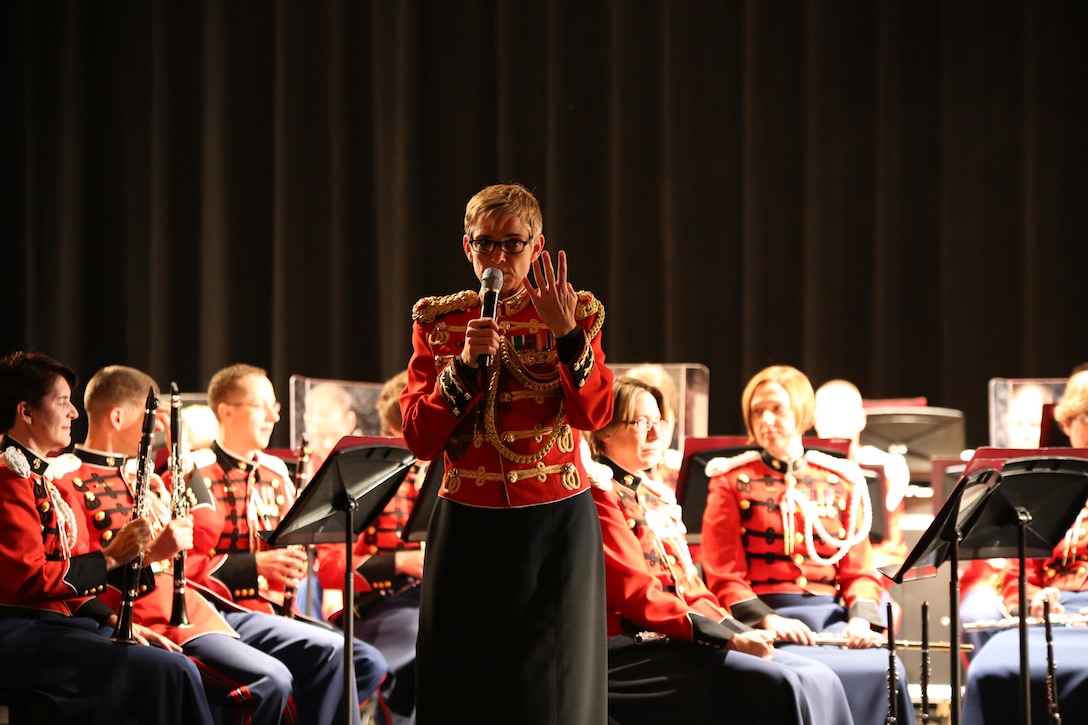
[478,267,503,369]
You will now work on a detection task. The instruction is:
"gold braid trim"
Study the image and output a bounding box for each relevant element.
[479,291,604,465]
[412,290,480,324]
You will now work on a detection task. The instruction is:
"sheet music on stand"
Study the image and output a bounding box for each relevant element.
[263,435,416,725]
[881,448,1088,725]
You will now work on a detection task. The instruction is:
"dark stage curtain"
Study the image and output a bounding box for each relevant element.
[6,0,1086,448]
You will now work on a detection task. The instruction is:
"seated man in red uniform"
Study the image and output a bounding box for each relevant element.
[0,351,212,725]
[185,363,389,725]
[315,369,425,724]
[585,376,853,724]
[51,364,313,724]
[700,364,911,725]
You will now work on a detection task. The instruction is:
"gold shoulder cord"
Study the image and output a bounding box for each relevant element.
[483,337,567,464]
[482,303,605,465]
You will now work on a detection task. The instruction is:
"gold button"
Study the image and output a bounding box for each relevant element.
[738,474,750,484]
[797,576,808,587]
[103,531,113,542]
[838,528,846,539]
[793,554,804,566]
[795,532,804,544]
[827,474,839,484]
[95,511,105,521]
[740,500,751,510]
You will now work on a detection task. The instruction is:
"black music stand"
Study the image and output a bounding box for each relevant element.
[402,458,443,544]
[883,453,1088,725]
[264,436,416,725]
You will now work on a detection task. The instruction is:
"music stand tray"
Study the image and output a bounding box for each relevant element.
[883,451,1088,725]
[264,436,416,725]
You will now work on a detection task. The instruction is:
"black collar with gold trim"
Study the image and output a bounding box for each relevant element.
[0,435,50,477]
[599,456,645,492]
[212,441,259,475]
[73,446,127,470]
[761,449,807,474]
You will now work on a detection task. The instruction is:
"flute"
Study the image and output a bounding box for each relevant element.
[111,388,158,644]
[167,383,192,629]
[963,612,1088,632]
[808,633,973,652]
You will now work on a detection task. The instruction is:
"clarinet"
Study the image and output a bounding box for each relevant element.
[167,382,192,628]
[111,387,158,644]
[886,601,898,725]
[1045,599,1062,724]
[280,433,311,619]
[920,601,931,724]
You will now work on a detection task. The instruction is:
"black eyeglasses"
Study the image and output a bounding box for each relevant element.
[624,417,668,433]
[468,238,530,255]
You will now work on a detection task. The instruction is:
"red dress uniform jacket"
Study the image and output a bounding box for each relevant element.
[0,438,109,616]
[1000,503,1088,608]
[400,285,613,509]
[315,461,425,598]
[51,448,235,645]
[589,457,748,642]
[186,443,296,615]
[701,448,886,627]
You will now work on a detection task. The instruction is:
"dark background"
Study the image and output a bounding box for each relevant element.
[6,1,1086,450]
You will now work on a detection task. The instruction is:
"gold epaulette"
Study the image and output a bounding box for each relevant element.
[574,290,601,321]
[412,290,480,324]
[806,449,864,487]
[704,449,761,479]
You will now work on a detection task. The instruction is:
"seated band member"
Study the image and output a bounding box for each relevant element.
[0,351,213,725]
[962,369,1088,725]
[51,365,307,724]
[584,376,854,724]
[185,363,389,724]
[700,364,912,725]
[314,369,425,724]
[812,378,911,569]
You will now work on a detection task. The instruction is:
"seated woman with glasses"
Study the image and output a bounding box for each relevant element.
[699,365,911,725]
[961,369,1088,725]
[584,375,853,725]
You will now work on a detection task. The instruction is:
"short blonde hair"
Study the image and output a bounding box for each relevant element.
[84,365,160,417]
[207,363,267,413]
[464,183,543,240]
[741,365,814,441]
[376,370,409,437]
[1055,371,1088,427]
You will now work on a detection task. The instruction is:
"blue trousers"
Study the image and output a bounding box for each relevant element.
[607,634,853,724]
[224,610,389,725]
[0,609,212,725]
[761,593,913,725]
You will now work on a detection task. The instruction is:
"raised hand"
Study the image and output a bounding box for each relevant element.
[525,250,577,338]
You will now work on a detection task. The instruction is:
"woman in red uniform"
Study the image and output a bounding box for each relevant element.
[700,364,911,725]
[401,183,612,724]
[586,376,853,724]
